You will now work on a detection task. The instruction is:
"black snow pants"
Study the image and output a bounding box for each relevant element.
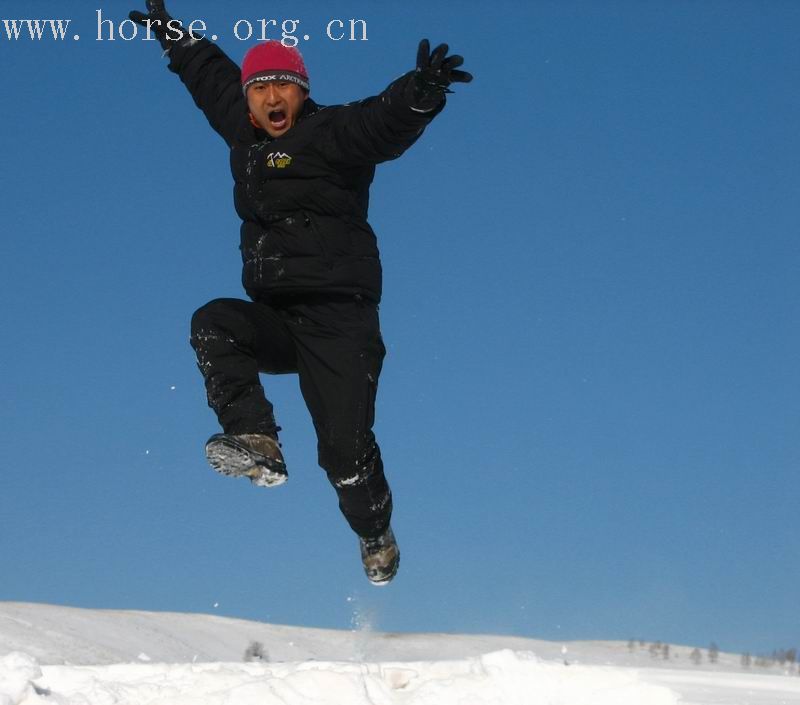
[189,294,391,539]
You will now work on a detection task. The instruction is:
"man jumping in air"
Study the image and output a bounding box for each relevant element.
[130,0,471,585]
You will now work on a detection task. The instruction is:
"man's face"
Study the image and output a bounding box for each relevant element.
[246,81,308,138]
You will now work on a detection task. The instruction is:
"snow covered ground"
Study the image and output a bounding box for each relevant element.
[1,602,798,704]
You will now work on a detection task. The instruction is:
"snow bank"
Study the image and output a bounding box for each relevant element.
[0,654,42,705]
[0,649,677,705]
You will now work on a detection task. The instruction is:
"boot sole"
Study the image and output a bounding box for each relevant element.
[205,435,288,488]
[362,542,400,586]
[367,554,400,586]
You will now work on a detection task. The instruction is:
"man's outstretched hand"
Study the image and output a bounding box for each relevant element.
[416,39,473,87]
[410,39,472,110]
[129,0,183,49]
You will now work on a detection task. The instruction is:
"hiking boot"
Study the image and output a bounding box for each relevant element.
[359,526,400,586]
[205,433,288,488]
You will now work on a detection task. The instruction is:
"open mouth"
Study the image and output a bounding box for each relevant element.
[268,110,287,130]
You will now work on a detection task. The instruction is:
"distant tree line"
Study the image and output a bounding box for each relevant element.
[741,648,797,671]
[628,639,799,674]
[626,639,714,662]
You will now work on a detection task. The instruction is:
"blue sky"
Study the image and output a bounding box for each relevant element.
[1,0,798,656]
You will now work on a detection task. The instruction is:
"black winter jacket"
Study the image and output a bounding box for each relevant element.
[167,39,444,303]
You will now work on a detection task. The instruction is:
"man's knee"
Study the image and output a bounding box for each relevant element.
[320,436,381,488]
[190,298,241,337]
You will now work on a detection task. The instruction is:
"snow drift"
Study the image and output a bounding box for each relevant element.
[2,603,799,705]
[1,649,678,705]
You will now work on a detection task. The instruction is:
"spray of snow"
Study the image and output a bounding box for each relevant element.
[347,594,377,662]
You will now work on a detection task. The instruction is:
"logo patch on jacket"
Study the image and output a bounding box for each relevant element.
[266,152,292,168]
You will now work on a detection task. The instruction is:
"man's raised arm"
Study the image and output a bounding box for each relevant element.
[130,0,245,146]
[322,39,473,166]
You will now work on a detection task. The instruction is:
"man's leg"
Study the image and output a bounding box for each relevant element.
[190,298,297,436]
[285,296,392,539]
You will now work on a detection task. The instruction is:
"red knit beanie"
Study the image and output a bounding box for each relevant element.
[241,42,310,94]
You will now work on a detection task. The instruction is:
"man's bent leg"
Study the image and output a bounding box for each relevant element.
[190,298,297,436]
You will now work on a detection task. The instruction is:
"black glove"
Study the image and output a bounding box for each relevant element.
[410,39,473,110]
[129,0,186,50]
